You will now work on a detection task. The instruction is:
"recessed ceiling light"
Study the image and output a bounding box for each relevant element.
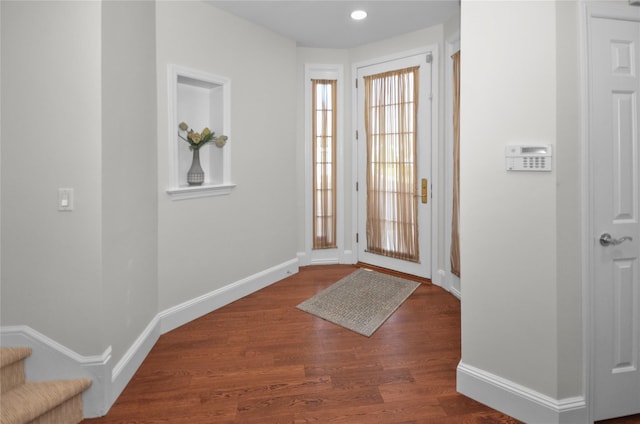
[350,10,367,21]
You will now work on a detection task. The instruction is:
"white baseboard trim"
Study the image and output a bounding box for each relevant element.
[449,286,461,300]
[1,257,300,418]
[0,326,112,418]
[432,268,462,300]
[110,315,161,407]
[432,268,446,287]
[457,361,587,424]
[157,258,299,334]
[297,250,356,267]
[342,249,354,264]
[309,257,341,265]
[112,257,300,404]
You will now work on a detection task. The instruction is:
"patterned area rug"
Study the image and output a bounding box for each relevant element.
[296,268,421,337]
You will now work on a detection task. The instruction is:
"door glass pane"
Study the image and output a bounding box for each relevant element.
[312,80,337,249]
[364,67,419,262]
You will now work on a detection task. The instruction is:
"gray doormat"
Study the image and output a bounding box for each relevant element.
[296,268,421,337]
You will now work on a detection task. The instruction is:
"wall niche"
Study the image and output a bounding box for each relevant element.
[167,65,233,200]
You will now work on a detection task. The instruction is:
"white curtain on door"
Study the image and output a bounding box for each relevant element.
[364,66,420,262]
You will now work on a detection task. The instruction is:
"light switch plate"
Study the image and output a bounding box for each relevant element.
[58,188,74,211]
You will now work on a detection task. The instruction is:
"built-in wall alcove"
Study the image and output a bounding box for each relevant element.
[166,65,234,200]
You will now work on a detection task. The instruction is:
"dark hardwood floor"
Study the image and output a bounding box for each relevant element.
[83,265,639,423]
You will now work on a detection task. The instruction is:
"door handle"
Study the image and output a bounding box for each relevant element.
[421,178,428,204]
[599,233,633,246]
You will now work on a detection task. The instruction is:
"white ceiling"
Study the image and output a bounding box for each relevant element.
[206,1,460,49]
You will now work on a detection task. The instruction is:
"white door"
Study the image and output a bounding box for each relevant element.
[589,7,640,421]
[356,53,432,278]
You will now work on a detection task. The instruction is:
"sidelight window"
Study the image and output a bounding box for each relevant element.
[312,79,337,249]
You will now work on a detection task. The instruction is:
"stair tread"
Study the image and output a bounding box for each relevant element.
[0,379,92,424]
[0,348,32,368]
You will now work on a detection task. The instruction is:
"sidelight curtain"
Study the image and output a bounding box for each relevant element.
[450,52,461,277]
[364,66,420,262]
[312,79,337,249]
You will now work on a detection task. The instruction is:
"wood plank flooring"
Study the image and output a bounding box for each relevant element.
[82,265,639,423]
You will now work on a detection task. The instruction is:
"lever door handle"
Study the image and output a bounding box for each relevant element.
[421,178,428,204]
[599,233,633,246]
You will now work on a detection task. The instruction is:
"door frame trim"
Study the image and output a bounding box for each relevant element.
[444,33,461,298]
[582,3,640,421]
[582,4,594,421]
[301,63,346,266]
[350,45,439,279]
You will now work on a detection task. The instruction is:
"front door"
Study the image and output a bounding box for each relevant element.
[356,53,432,278]
[589,6,640,421]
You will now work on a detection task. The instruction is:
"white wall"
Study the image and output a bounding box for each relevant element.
[460,0,559,396]
[1,1,105,356]
[1,0,159,365]
[555,0,582,400]
[349,25,444,64]
[155,2,299,310]
[458,1,584,419]
[101,0,158,368]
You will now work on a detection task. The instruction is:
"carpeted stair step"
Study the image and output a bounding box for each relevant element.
[0,347,32,394]
[0,379,92,424]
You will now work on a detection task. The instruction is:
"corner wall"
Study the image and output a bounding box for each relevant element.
[457,1,585,422]
[101,0,159,378]
[1,0,105,356]
[555,0,583,400]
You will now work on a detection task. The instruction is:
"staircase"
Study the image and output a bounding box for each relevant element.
[0,347,91,424]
